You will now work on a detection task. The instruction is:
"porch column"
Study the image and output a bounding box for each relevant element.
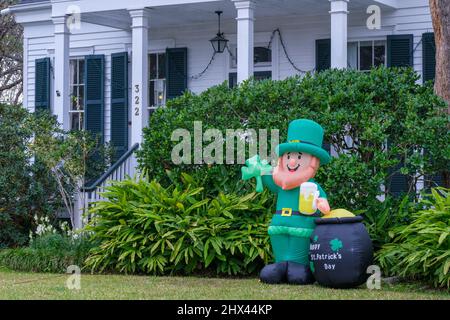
[329,0,349,69]
[52,16,70,130]
[23,37,29,111]
[232,0,255,83]
[129,8,150,145]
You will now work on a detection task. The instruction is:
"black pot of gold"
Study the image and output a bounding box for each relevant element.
[309,210,373,288]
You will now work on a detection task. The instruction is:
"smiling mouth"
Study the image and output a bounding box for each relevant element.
[287,165,300,172]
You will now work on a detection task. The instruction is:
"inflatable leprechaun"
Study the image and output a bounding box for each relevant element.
[242,119,331,285]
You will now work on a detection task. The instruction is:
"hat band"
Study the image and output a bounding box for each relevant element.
[288,139,321,148]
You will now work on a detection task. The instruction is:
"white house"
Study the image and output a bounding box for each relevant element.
[2,0,437,227]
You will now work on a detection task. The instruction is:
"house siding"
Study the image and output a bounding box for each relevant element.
[22,0,433,143]
[383,1,434,79]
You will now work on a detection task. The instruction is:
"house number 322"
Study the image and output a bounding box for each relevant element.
[134,85,140,116]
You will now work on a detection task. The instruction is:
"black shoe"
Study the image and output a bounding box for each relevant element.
[259,262,288,284]
[286,262,315,285]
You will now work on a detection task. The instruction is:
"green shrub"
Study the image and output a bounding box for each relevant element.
[138,68,449,246]
[0,233,94,273]
[29,111,115,225]
[0,103,115,245]
[0,104,62,247]
[364,195,412,251]
[376,188,450,289]
[84,173,275,275]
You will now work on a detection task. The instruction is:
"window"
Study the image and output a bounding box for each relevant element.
[228,45,272,87]
[69,58,85,130]
[229,46,272,68]
[254,47,272,66]
[149,53,166,114]
[347,40,386,71]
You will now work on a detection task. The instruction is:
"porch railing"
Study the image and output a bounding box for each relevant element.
[73,143,140,229]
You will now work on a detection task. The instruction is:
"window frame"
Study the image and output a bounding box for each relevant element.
[148,51,167,113]
[227,42,274,88]
[253,46,272,68]
[69,57,85,131]
[228,43,273,73]
[347,39,387,71]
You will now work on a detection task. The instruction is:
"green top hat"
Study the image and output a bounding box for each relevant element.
[276,119,331,165]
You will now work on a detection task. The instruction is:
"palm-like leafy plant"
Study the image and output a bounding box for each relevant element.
[376,188,450,288]
[84,172,275,275]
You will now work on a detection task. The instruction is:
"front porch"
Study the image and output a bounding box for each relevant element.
[48,0,402,228]
[47,0,396,147]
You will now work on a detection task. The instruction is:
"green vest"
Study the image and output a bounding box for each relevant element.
[262,175,327,230]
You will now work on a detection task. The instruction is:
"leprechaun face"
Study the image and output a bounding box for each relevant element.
[282,152,311,172]
[273,152,320,190]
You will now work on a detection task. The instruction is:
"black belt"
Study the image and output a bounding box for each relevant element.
[275,208,321,217]
[275,209,301,216]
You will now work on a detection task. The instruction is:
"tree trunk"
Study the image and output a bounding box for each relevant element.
[429,0,450,112]
[429,1,450,188]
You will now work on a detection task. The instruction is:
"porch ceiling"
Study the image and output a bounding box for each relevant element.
[80,0,395,31]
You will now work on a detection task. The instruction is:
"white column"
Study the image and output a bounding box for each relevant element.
[53,16,70,130]
[129,8,150,146]
[233,0,255,83]
[23,36,29,111]
[272,31,280,80]
[329,0,349,69]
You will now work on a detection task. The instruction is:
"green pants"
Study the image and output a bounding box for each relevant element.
[268,225,314,265]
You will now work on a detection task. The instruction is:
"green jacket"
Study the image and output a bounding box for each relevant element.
[262,175,327,232]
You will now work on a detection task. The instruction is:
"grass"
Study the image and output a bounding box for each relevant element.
[0,268,449,300]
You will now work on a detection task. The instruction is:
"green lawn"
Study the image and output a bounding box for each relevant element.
[0,269,448,300]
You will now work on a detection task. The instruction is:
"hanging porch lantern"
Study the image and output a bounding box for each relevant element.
[210,11,228,53]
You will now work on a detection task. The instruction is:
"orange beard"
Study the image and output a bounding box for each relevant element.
[273,156,320,190]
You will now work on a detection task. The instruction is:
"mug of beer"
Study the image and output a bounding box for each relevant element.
[299,182,320,215]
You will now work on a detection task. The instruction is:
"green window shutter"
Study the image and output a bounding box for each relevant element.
[34,57,51,112]
[422,32,436,83]
[387,34,413,67]
[389,162,410,197]
[424,148,444,190]
[84,55,105,143]
[229,72,237,88]
[387,140,410,197]
[111,52,129,160]
[166,47,187,100]
[315,39,331,72]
